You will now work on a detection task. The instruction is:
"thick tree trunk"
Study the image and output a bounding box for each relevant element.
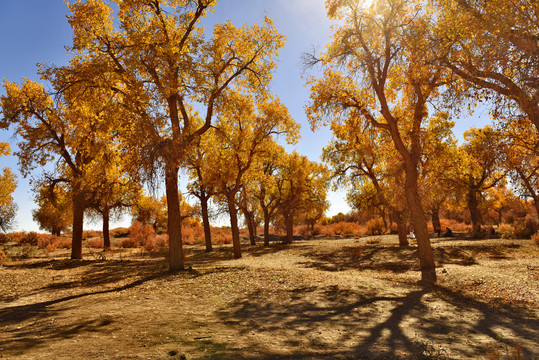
[262,206,271,246]
[103,208,110,251]
[71,192,85,260]
[165,163,184,271]
[396,213,409,247]
[284,212,294,244]
[467,188,483,236]
[228,195,242,258]
[200,195,212,252]
[52,227,61,237]
[431,205,441,236]
[245,213,256,245]
[404,167,436,283]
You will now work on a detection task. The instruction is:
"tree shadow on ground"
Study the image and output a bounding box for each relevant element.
[187,242,302,266]
[0,258,168,303]
[0,272,166,355]
[297,244,481,275]
[217,284,538,359]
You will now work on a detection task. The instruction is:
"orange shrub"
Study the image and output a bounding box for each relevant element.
[37,234,58,249]
[211,227,233,245]
[55,237,72,249]
[110,227,130,238]
[129,221,155,247]
[20,232,39,246]
[45,242,58,253]
[9,232,27,243]
[87,237,104,249]
[366,218,385,235]
[83,230,102,239]
[439,219,471,232]
[143,234,168,254]
[319,222,365,236]
[532,231,539,247]
[0,233,9,245]
[119,237,138,248]
[182,225,204,245]
[0,249,6,261]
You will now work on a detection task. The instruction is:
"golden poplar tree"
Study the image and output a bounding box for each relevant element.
[0,143,17,233]
[62,0,285,270]
[307,0,453,282]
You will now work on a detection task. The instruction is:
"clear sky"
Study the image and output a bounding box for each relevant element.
[0,0,491,233]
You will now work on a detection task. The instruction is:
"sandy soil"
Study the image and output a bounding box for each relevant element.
[0,235,538,359]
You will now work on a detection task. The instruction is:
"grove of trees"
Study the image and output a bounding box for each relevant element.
[0,0,537,285]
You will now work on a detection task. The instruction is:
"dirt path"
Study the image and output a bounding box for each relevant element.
[1,236,538,359]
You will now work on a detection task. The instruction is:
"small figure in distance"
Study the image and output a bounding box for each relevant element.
[434,226,441,237]
[443,227,453,237]
[409,225,415,239]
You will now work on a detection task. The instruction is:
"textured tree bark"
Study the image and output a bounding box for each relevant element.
[102,208,110,251]
[431,205,441,236]
[228,195,242,259]
[165,163,184,271]
[245,213,256,245]
[397,214,409,247]
[467,188,483,236]
[404,166,436,283]
[284,212,293,244]
[71,191,85,260]
[200,195,212,252]
[262,208,271,246]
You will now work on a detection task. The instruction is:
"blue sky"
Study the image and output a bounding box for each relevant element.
[0,0,491,232]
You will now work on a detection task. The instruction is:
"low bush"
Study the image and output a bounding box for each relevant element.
[499,217,538,239]
[512,217,537,239]
[83,230,102,239]
[182,225,204,245]
[37,234,58,249]
[531,231,539,247]
[0,233,9,245]
[20,232,39,246]
[320,222,365,236]
[119,237,138,248]
[366,218,385,236]
[143,234,168,254]
[499,223,514,239]
[87,237,104,249]
[110,227,130,238]
[129,221,155,247]
[439,218,471,232]
[211,227,233,245]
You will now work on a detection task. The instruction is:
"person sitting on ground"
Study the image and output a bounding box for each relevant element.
[443,227,453,237]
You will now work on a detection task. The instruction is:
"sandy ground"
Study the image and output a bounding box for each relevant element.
[0,235,538,359]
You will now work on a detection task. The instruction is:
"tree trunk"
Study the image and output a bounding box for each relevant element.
[103,208,111,251]
[165,163,184,271]
[200,194,212,252]
[245,213,256,245]
[262,205,271,246]
[396,213,409,247]
[431,205,441,236]
[284,212,294,244]
[404,166,436,283]
[52,227,61,237]
[71,191,85,260]
[467,188,483,236]
[228,194,242,258]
